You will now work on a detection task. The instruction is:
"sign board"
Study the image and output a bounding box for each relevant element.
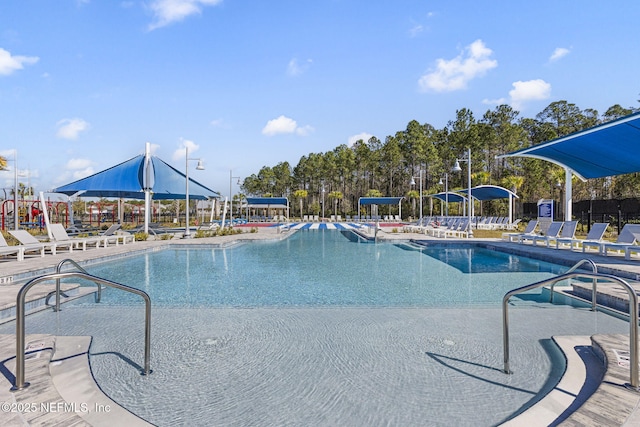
[537,199,554,234]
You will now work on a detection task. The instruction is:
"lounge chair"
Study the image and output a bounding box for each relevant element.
[586,224,640,256]
[530,221,564,246]
[9,229,72,255]
[0,233,26,261]
[544,221,578,248]
[502,220,538,242]
[554,222,608,251]
[49,223,105,250]
[101,223,135,245]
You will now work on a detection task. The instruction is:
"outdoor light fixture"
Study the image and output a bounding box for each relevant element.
[229,170,241,227]
[184,147,204,238]
[410,170,424,220]
[452,148,473,237]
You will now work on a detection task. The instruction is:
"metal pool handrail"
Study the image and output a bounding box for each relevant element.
[11,271,152,392]
[549,258,598,308]
[49,258,102,312]
[502,271,639,390]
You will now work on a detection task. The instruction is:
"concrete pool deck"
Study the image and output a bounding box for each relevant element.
[1,224,640,425]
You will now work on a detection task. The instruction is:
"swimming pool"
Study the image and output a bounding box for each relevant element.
[3,230,630,426]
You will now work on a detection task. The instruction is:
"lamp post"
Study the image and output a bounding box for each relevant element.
[438,173,449,217]
[321,182,325,221]
[452,147,473,237]
[410,170,424,221]
[229,170,241,226]
[184,147,204,238]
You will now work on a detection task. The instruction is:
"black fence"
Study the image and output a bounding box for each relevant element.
[523,198,640,234]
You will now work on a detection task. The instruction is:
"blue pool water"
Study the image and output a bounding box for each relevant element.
[85,230,566,308]
[2,230,630,426]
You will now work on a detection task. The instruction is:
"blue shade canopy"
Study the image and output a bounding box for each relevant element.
[429,192,466,203]
[497,112,640,180]
[246,197,288,208]
[52,155,219,200]
[359,197,404,205]
[460,185,518,201]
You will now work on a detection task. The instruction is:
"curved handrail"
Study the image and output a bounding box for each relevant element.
[11,271,152,391]
[502,272,638,390]
[51,259,102,312]
[549,259,598,309]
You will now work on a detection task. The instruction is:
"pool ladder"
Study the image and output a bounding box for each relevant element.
[502,259,639,391]
[10,258,152,392]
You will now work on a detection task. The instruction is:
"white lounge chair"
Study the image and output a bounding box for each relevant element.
[9,229,72,255]
[0,233,26,261]
[502,220,538,242]
[585,224,640,256]
[530,222,563,246]
[49,223,105,250]
[544,221,578,248]
[554,222,608,251]
[100,223,135,245]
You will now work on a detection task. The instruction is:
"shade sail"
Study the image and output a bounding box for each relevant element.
[429,192,466,203]
[246,197,288,209]
[497,112,640,180]
[462,185,518,201]
[359,197,404,205]
[52,155,219,200]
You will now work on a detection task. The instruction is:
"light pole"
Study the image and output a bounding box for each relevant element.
[438,173,449,217]
[184,147,204,238]
[321,182,325,221]
[229,170,241,226]
[410,170,424,221]
[452,147,473,237]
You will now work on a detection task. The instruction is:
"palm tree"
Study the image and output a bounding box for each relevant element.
[293,189,308,218]
[328,190,343,219]
[407,189,419,219]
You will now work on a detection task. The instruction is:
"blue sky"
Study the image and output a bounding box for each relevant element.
[0,0,638,200]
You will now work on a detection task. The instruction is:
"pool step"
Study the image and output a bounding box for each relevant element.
[0,284,98,325]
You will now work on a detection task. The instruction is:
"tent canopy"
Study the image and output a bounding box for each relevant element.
[359,197,404,205]
[52,155,219,200]
[497,112,640,180]
[245,197,288,209]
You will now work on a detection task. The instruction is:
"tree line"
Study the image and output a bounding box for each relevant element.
[241,101,639,218]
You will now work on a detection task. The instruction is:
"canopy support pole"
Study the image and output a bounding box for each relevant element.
[565,168,573,221]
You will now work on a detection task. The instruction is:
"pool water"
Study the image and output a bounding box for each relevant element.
[84,230,566,307]
[2,230,630,426]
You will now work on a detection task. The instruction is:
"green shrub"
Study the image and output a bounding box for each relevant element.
[134,232,149,241]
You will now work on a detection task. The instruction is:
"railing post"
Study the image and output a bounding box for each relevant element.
[11,271,151,391]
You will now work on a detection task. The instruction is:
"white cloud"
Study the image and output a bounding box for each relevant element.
[72,167,95,180]
[418,39,497,92]
[509,79,551,110]
[348,132,373,147]
[56,118,90,140]
[210,118,225,127]
[0,48,39,76]
[172,137,200,161]
[66,158,93,170]
[148,0,223,30]
[549,47,570,62]
[60,158,94,181]
[262,115,313,136]
[287,58,313,77]
[408,24,423,38]
[482,97,507,106]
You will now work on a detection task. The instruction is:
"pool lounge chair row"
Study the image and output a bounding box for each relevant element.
[0,223,135,262]
[503,221,632,254]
